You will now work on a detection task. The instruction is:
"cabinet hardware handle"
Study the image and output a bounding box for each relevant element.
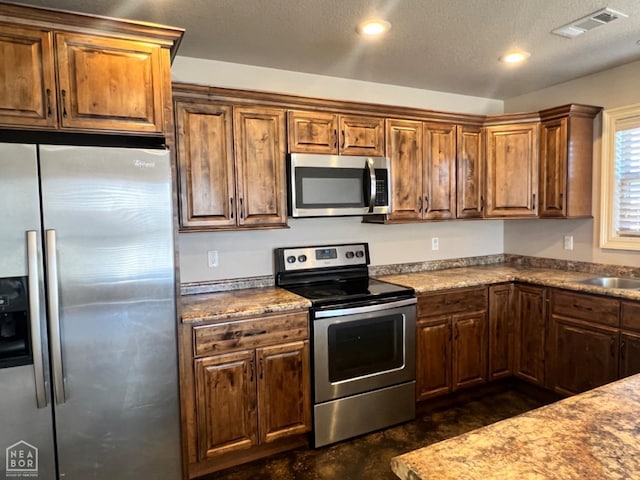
[559,192,564,204]
[341,130,345,150]
[621,340,626,360]
[448,322,452,341]
[573,303,593,311]
[424,196,429,211]
[46,88,52,118]
[480,196,484,211]
[532,193,536,207]
[419,196,423,213]
[334,129,338,150]
[610,337,615,357]
[249,360,255,382]
[61,89,68,118]
[230,198,234,219]
[239,198,244,220]
[455,324,459,340]
[259,358,264,379]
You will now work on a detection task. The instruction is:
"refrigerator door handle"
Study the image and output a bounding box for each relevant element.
[27,231,48,408]
[46,229,67,405]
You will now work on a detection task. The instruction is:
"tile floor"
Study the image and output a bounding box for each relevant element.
[200,382,559,480]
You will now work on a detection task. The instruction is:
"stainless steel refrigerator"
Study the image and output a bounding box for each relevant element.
[0,143,181,479]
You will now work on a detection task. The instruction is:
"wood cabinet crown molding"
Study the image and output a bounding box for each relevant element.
[0,2,184,58]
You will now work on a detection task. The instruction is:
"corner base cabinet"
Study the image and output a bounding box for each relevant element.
[181,310,311,478]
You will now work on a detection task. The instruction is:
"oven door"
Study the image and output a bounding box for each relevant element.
[312,297,416,403]
[288,153,390,217]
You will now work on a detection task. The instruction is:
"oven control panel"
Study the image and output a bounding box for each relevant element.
[275,243,370,272]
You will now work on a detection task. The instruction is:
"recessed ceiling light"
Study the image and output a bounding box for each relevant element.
[499,50,531,64]
[357,19,391,36]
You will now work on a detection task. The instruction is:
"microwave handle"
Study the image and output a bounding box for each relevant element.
[365,159,376,212]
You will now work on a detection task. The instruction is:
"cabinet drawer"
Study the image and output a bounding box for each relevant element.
[193,311,308,357]
[621,302,640,332]
[551,290,619,327]
[418,287,487,317]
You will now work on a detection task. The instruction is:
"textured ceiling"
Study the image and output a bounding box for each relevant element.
[13,0,640,99]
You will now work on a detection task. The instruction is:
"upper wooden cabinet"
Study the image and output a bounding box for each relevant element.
[386,119,424,221]
[287,110,384,156]
[385,120,457,221]
[485,121,540,218]
[538,105,602,218]
[456,125,484,219]
[423,123,456,220]
[0,24,57,128]
[0,3,182,135]
[174,93,287,231]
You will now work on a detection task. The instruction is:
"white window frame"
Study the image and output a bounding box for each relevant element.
[600,102,640,250]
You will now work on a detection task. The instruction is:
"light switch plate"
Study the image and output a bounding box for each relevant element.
[207,250,219,267]
[431,237,439,251]
[563,235,574,251]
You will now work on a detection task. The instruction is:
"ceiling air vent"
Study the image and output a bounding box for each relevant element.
[552,7,628,38]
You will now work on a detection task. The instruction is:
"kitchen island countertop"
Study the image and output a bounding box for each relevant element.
[391,373,640,479]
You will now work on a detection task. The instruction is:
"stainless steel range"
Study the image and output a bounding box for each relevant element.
[274,243,416,447]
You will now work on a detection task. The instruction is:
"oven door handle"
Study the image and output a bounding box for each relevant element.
[314,297,416,319]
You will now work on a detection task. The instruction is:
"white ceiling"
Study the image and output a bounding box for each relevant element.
[13,0,640,99]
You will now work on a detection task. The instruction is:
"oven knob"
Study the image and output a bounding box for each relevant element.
[355,250,365,258]
[346,251,354,259]
[298,254,307,263]
[286,255,296,264]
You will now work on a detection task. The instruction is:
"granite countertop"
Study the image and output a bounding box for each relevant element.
[391,373,640,480]
[181,287,310,324]
[180,265,640,323]
[379,265,640,301]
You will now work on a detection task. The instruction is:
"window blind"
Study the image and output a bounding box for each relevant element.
[615,126,640,236]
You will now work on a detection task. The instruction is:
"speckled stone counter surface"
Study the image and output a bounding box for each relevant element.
[380,265,640,301]
[391,374,640,480]
[180,287,310,324]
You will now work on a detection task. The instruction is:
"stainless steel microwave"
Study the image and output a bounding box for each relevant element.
[288,153,391,217]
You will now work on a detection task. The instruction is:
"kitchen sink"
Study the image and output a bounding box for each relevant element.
[576,276,640,289]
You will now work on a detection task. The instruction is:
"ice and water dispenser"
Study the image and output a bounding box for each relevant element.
[0,277,32,368]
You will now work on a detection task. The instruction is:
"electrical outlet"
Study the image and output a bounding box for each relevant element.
[431,237,439,251]
[207,250,219,268]
[563,235,574,251]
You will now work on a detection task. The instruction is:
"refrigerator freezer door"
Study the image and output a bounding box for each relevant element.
[39,145,181,480]
[0,144,56,480]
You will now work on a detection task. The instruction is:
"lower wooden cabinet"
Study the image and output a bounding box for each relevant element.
[416,287,488,401]
[513,284,547,387]
[488,284,513,380]
[182,310,311,477]
[547,289,620,396]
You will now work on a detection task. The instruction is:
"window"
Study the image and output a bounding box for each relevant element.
[601,103,640,250]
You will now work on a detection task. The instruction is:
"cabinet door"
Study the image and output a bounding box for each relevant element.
[456,125,484,218]
[539,118,567,217]
[256,341,311,444]
[339,115,385,156]
[485,123,539,217]
[55,32,164,133]
[452,311,488,390]
[287,110,338,154]
[549,317,618,396]
[175,102,236,229]
[620,331,640,379]
[416,316,451,400]
[234,106,287,227]
[488,284,513,380]
[386,119,423,221]
[0,25,57,128]
[194,350,257,460]
[423,123,456,220]
[514,285,546,386]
